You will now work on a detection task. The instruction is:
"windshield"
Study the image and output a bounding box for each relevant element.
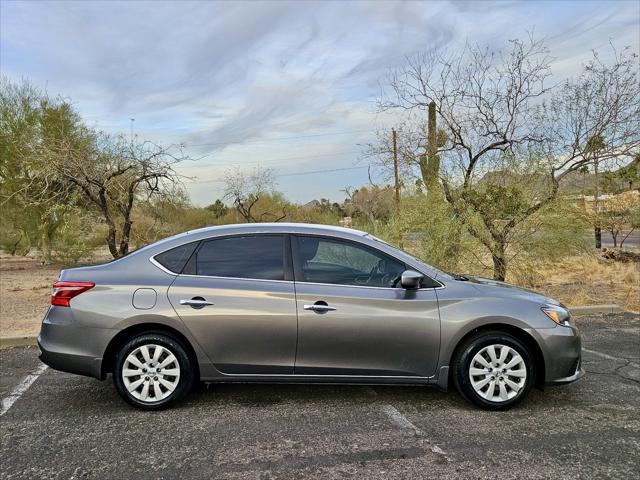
[364,234,449,278]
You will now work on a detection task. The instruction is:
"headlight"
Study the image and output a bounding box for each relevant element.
[542,305,571,326]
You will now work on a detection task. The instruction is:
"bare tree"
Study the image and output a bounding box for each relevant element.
[50,133,186,258]
[379,38,640,280]
[223,167,286,222]
[342,185,395,225]
[364,110,448,197]
[364,120,427,186]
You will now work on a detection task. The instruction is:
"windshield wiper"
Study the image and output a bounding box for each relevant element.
[448,272,469,281]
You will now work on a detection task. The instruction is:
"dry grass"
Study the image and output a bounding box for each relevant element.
[523,251,640,312]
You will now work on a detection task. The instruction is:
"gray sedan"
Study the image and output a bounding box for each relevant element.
[38,223,583,410]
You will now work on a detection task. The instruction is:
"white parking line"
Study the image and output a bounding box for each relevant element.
[0,364,48,417]
[366,387,449,460]
[583,348,640,368]
[380,404,420,432]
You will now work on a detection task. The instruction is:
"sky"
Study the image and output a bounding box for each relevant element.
[1,0,638,206]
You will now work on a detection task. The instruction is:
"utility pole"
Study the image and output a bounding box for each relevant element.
[130,118,135,144]
[425,101,441,201]
[392,128,400,217]
[594,155,601,249]
[392,128,403,248]
[587,134,605,250]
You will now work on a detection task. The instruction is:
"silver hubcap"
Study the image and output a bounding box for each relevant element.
[122,344,180,403]
[469,344,527,403]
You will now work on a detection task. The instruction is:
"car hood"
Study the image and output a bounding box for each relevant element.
[463,276,562,306]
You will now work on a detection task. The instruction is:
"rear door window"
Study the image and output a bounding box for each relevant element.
[195,235,286,281]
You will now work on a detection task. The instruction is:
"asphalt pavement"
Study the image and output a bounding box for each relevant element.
[592,230,640,248]
[1,313,639,480]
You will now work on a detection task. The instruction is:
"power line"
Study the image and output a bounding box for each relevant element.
[278,166,368,177]
[193,166,368,184]
[186,129,371,148]
[182,149,362,167]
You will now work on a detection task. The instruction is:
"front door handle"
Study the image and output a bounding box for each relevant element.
[303,302,337,313]
[180,297,214,309]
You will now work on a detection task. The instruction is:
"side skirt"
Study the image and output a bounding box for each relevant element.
[199,374,437,386]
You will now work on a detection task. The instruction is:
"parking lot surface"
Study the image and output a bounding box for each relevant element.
[1,313,639,479]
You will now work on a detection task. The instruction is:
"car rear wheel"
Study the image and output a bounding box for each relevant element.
[453,331,535,410]
[113,333,194,410]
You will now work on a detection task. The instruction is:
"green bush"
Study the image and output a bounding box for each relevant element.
[51,210,94,266]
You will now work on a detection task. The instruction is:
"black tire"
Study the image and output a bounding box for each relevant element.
[452,331,535,410]
[113,332,195,410]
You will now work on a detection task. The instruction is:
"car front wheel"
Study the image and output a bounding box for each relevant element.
[113,333,194,410]
[453,331,535,410]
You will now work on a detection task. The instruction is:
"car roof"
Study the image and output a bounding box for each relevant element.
[129,223,369,258]
[185,222,368,237]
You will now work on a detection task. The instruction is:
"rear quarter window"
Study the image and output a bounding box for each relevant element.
[153,242,198,273]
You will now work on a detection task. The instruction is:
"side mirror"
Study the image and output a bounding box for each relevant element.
[400,269,423,289]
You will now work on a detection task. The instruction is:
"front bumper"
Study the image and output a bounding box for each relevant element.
[536,323,585,385]
[548,362,585,385]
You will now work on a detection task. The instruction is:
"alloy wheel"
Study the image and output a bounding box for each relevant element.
[122,344,181,403]
[468,344,527,403]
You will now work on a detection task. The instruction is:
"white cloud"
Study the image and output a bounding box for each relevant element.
[1,0,638,204]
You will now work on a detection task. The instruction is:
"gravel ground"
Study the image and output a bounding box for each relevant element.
[0,256,59,337]
[0,313,638,479]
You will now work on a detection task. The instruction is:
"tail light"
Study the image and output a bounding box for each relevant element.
[51,281,95,307]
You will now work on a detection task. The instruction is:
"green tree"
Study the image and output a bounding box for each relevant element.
[0,78,87,262]
[205,199,229,218]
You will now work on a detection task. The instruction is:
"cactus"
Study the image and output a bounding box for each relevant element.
[421,101,442,204]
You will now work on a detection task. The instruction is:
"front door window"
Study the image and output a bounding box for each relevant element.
[296,236,406,288]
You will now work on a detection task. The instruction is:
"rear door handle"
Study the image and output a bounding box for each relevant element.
[303,303,337,313]
[180,297,214,309]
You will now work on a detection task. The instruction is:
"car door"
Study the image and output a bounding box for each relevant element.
[292,235,441,378]
[166,234,298,375]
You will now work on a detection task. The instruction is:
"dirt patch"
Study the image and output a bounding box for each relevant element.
[0,256,61,337]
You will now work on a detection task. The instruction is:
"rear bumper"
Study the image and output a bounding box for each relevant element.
[38,337,104,379]
[37,308,114,380]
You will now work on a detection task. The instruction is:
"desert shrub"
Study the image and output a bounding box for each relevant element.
[0,202,43,256]
[376,192,473,273]
[287,203,343,225]
[130,195,234,248]
[375,193,590,283]
[51,209,95,265]
[0,223,31,255]
[503,200,590,286]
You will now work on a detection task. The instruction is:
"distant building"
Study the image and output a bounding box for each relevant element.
[477,158,639,195]
[566,190,640,213]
